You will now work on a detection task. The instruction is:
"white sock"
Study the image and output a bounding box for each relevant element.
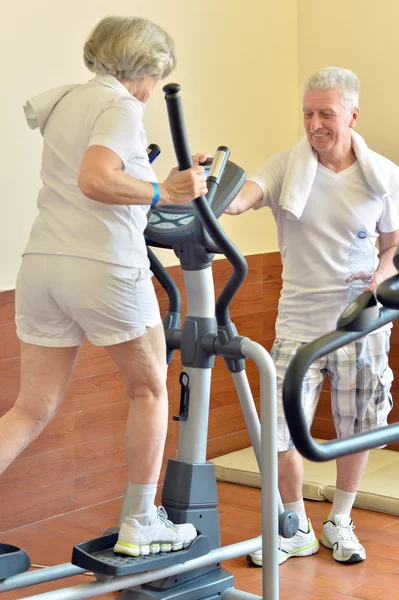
[284,499,308,532]
[328,489,356,521]
[124,482,157,526]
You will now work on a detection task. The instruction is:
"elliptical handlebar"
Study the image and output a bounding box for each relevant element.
[163,83,194,170]
[194,147,231,253]
[376,243,399,309]
[163,83,248,327]
[282,305,399,461]
[377,274,399,309]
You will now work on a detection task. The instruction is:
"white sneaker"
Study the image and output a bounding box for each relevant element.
[247,519,319,567]
[114,506,197,557]
[321,515,366,563]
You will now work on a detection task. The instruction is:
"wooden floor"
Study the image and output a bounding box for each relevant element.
[1,481,399,599]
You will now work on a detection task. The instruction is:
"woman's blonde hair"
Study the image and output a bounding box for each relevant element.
[83,16,176,80]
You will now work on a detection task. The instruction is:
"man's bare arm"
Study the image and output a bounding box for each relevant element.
[225,181,264,215]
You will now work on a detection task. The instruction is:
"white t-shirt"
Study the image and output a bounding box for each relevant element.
[251,150,399,342]
[24,75,156,268]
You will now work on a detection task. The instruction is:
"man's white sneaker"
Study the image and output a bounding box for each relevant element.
[247,519,319,567]
[321,514,366,563]
[114,506,197,557]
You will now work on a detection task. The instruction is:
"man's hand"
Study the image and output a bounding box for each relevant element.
[364,272,385,294]
[361,229,399,294]
[344,271,379,294]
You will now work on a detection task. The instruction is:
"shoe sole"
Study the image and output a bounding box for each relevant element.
[246,554,262,568]
[246,539,320,567]
[321,534,366,563]
[114,539,194,557]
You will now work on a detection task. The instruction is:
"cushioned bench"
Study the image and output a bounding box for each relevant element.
[211,445,399,515]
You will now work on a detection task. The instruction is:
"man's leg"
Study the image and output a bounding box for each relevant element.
[276,449,320,566]
[322,452,369,563]
[278,448,304,502]
[278,448,308,531]
[322,333,393,563]
[328,451,369,519]
[248,339,322,567]
[277,338,326,535]
[336,452,370,493]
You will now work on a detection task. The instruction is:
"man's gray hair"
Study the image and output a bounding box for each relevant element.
[83,16,176,80]
[303,67,360,112]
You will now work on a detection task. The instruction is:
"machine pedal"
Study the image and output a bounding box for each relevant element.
[0,544,31,581]
[71,531,210,577]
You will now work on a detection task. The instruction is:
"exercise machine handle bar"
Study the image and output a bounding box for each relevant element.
[147,247,181,319]
[377,274,399,309]
[193,150,231,254]
[163,82,248,327]
[282,305,399,461]
[376,245,399,309]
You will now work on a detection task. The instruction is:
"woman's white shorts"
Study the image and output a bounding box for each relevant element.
[16,254,162,347]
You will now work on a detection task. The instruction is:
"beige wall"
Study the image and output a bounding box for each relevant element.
[5,2,399,288]
[298,0,399,163]
[0,0,298,288]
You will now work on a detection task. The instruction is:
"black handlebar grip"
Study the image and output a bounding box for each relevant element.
[376,244,399,309]
[162,82,248,327]
[163,84,193,171]
[147,144,161,164]
[377,274,399,309]
[393,244,399,271]
[163,83,181,95]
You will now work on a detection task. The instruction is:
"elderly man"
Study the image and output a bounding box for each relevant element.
[227,67,399,566]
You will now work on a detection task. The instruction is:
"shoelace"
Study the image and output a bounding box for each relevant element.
[336,523,359,543]
[156,506,178,533]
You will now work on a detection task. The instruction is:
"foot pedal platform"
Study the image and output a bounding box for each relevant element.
[0,544,31,581]
[71,532,210,577]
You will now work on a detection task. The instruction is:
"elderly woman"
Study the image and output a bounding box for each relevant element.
[0,16,207,556]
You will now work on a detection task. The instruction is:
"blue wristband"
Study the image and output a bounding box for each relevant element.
[150,182,160,208]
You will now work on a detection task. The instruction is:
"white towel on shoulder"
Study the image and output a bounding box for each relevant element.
[279,130,399,219]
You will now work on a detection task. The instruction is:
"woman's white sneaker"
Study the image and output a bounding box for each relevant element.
[247,519,319,567]
[321,515,366,563]
[114,506,197,557]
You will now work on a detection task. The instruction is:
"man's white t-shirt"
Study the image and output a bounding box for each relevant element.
[24,75,155,268]
[251,150,399,342]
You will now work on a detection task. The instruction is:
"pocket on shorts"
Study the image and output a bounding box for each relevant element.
[375,364,394,409]
[377,331,393,394]
[113,266,152,285]
[112,265,139,281]
[377,364,394,390]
